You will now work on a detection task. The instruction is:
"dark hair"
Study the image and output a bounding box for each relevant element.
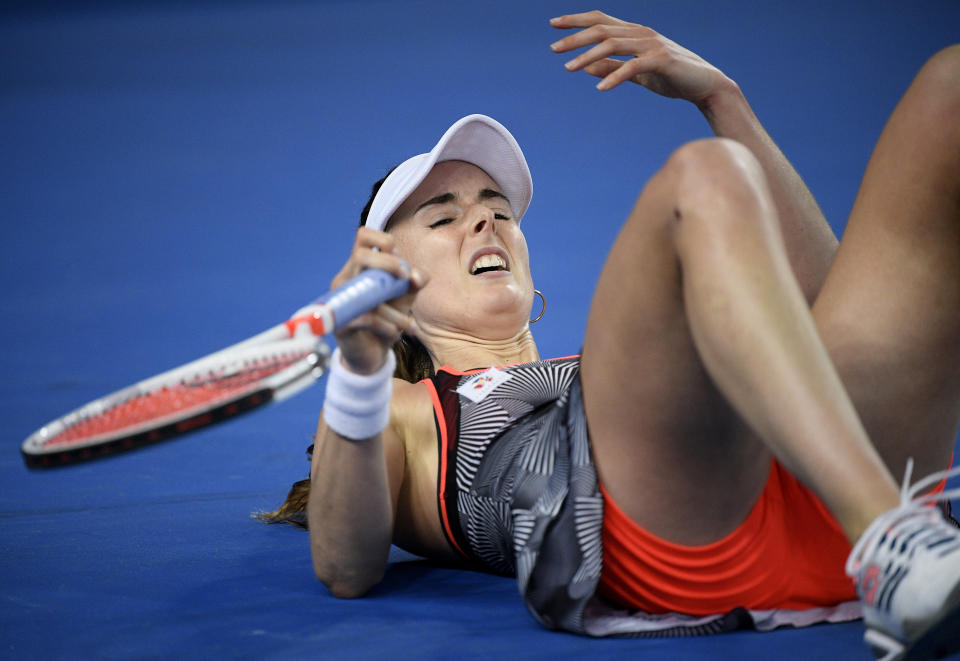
[255,171,434,528]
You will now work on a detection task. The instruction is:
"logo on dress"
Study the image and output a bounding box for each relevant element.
[456,367,512,403]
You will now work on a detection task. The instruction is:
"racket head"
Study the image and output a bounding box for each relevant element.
[22,332,330,469]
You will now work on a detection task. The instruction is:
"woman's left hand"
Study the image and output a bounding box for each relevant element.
[549,10,734,107]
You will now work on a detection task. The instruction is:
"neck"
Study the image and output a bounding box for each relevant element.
[420,326,540,371]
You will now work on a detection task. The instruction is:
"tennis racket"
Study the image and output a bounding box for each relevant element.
[21,269,409,469]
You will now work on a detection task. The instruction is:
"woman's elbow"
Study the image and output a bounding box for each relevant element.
[313,562,384,599]
[321,577,377,600]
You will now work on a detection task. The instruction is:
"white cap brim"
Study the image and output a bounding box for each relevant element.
[364,114,532,232]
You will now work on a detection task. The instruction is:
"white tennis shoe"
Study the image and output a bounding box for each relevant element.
[846,460,960,661]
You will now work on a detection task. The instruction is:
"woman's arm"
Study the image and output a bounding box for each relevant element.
[308,227,426,598]
[550,11,838,302]
[308,395,406,598]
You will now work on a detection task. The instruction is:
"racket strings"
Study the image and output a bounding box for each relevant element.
[46,351,313,446]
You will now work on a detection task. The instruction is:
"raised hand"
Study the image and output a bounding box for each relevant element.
[332,227,426,374]
[549,10,734,106]
[548,11,837,302]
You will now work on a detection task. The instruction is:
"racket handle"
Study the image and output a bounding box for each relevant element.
[319,268,411,328]
[286,268,410,337]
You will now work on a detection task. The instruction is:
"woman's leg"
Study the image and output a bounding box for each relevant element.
[581,137,898,548]
[814,45,960,484]
[812,50,960,647]
[580,48,960,656]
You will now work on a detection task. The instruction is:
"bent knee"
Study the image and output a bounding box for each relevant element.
[666,137,754,171]
[667,139,768,209]
[919,44,960,87]
[910,44,960,129]
[663,139,778,248]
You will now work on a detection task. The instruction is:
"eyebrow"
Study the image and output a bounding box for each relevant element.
[415,188,511,214]
[415,192,456,214]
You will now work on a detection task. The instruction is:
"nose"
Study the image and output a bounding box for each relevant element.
[471,206,496,235]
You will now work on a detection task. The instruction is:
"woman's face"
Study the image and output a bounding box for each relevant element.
[387,160,534,340]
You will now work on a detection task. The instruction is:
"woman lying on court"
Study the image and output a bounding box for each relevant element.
[261,11,960,659]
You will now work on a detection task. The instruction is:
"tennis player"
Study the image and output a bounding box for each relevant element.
[263,11,960,659]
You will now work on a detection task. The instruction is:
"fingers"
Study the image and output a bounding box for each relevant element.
[581,58,623,80]
[332,226,425,290]
[550,23,650,56]
[351,227,408,281]
[334,303,418,374]
[375,302,418,337]
[560,34,648,72]
[559,39,665,92]
[589,56,663,91]
[332,226,427,373]
[337,226,429,308]
[344,303,415,343]
[549,15,665,92]
[549,13,720,99]
[549,10,626,31]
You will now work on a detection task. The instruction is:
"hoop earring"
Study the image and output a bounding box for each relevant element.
[530,289,546,324]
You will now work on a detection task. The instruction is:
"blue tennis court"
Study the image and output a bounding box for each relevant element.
[3,1,959,659]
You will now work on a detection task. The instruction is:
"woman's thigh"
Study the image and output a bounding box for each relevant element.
[813,45,960,482]
[580,145,771,547]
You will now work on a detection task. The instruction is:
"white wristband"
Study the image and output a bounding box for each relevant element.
[322,347,396,441]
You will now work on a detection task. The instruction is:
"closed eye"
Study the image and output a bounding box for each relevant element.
[429,218,454,228]
[494,213,510,221]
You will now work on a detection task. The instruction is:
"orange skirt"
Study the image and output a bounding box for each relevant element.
[597,460,857,615]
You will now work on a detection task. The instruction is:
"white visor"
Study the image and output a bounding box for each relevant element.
[364,114,532,232]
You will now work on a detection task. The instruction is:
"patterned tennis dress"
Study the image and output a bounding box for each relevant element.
[422,357,861,636]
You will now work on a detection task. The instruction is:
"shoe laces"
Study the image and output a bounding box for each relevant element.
[845,458,960,580]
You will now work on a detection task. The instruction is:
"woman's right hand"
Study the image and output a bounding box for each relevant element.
[549,11,736,109]
[331,227,427,375]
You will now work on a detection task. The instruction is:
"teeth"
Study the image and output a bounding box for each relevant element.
[471,253,507,274]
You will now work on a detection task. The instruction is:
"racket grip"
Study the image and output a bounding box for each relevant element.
[286,268,411,337]
[320,268,410,330]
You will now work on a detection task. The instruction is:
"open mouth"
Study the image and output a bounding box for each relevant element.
[470,253,509,275]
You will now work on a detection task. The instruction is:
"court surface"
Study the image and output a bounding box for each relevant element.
[3,1,960,659]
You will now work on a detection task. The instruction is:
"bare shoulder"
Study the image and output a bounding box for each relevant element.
[391,377,434,406]
[390,378,436,445]
[387,377,456,558]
